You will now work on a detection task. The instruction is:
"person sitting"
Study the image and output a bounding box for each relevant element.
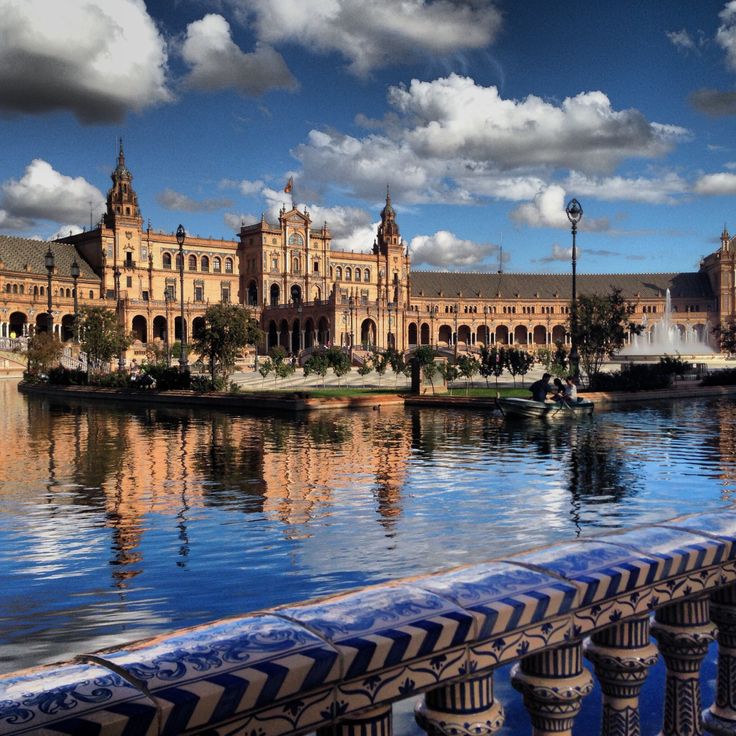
[552,377,564,402]
[529,372,552,402]
[563,376,578,404]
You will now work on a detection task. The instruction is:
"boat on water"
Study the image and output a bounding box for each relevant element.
[497,397,594,420]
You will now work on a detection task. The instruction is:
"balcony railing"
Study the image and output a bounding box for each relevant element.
[2,510,736,735]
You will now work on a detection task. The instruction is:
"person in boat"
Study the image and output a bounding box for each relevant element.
[529,373,552,402]
[552,377,564,402]
[563,376,578,404]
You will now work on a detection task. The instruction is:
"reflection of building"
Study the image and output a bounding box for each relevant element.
[1,142,734,353]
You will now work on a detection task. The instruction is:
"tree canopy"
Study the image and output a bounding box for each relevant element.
[193,303,262,382]
[78,306,132,371]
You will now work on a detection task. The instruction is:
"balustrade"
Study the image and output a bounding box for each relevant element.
[3,511,736,735]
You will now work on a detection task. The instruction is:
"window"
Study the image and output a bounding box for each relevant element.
[364,269,370,281]
[142,291,149,301]
[288,232,304,246]
[221,284,231,303]
[345,267,352,281]
[225,258,233,274]
[314,260,319,273]
[292,257,300,273]
[89,290,94,299]
[188,255,197,271]
[213,257,222,273]
[355,269,361,282]
[195,285,204,302]
[126,276,132,288]
[336,266,342,280]
[163,253,172,269]
[125,251,133,265]
[201,256,210,272]
[271,256,279,271]
[176,253,183,269]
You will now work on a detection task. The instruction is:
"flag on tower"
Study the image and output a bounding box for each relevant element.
[284,176,293,194]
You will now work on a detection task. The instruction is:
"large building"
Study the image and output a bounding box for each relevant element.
[0,144,733,358]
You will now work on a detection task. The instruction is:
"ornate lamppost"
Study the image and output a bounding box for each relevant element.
[44,247,54,336]
[348,295,355,357]
[565,198,583,379]
[453,304,459,359]
[387,301,394,350]
[70,258,80,343]
[176,224,188,371]
[164,289,172,367]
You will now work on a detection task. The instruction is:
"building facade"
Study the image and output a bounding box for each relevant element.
[0,144,732,358]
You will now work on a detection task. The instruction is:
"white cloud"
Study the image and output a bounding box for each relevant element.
[238,179,265,195]
[224,212,257,231]
[230,0,502,75]
[564,171,688,204]
[510,185,609,231]
[1,160,105,228]
[717,1,736,71]
[294,75,689,207]
[0,0,170,123]
[409,230,498,268]
[156,188,233,212]
[667,29,697,52]
[182,14,296,96]
[49,224,84,240]
[694,172,736,194]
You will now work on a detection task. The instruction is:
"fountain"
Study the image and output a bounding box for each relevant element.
[618,288,714,356]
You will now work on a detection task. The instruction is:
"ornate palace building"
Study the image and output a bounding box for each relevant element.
[0,143,733,357]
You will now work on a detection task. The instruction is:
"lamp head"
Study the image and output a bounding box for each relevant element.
[70,258,80,279]
[44,247,55,271]
[176,224,186,246]
[565,198,583,225]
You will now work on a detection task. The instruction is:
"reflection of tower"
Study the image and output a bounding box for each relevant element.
[372,413,410,534]
[712,403,736,498]
[177,419,190,567]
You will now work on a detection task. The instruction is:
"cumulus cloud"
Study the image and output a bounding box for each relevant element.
[510,185,609,231]
[230,0,502,75]
[156,188,233,212]
[539,244,574,264]
[409,231,498,268]
[694,172,736,194]
[294,75,689,207]
[690,88,736,116]
[0,0,170,123]
[717,1,736,71]
[564,171,688,204]
[182,14,296,95]
[224,212,257,232]
[667,29,697,52]
[1,159,105,229]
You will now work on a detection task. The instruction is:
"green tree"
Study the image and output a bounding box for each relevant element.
[505,348,535,387]
[78,306,132,372]
[26,331,63,376]
[326,346,351,385]
[386,348,408,386]
[437,360,459,387]
[413,345,438,394]
[717,322,736,355]
[571,287,640,384]
[371,349,389,386]
[303,351,330,387]
[193,303,262,383]
[456,354,480,395]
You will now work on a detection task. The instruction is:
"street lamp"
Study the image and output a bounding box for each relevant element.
[348,295,355,357]
[387,302,394,350]
[453,304,459,359]
[70,258,80,343]
[164,290,172,367]
[297,303,303,354]
[565,198,583,379]
[44,247,54,336]
[176,224,188,371]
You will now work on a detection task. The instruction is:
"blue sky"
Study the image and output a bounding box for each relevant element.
[1,0,736,275]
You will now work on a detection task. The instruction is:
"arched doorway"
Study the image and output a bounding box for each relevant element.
[290,284,302,305]
[438,325,452,346]
[407,322,418,346]
[35,313,49,334]
[61,314,76,342]
[268,321,278,350]
[361,319,376,349]
[153,315,167,341]
[496,326,509,345]
[552,325,566,345]
[192,316,205,340]
[317,316,330,347]
[458,324,471,348]
[132,315,147,343]
[279,319,289,349]
[304,318,316,349]
[270,284,280,307]
[533,325,546,346]
[514,325,528,345]
[8,312,26,338]
[291,318,301,353]
[175,316,187,342]
[420,322,430,345]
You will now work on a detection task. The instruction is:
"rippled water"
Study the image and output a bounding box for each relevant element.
[1,379,735,676]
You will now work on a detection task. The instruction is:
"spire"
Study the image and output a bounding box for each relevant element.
[104,140,141,227]
[375,185,400,255]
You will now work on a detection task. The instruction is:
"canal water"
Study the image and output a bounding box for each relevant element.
[0,380,733,730]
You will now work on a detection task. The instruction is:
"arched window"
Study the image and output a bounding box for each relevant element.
[188,255,197,271]
[336,266,342,280]
[89,290,94,299]
[163,253,172,269]
[292,257,300,273]
[355,269,361,282]
[213,257,222,273]
[201,256,210,272]
[288,232,304,246]
[225,258,233,274]
[345,267,352,281]
[175,253,183,269]
[19,285,24,294]
[364,269,370,281]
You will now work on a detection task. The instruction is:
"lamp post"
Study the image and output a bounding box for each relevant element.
[348,295,355,357]
[565,198,583,379]
[176,224,188,371]
[70,258,80,343]
[44,247,54,336]
[483,305,489,347]
[164,290,172,367]
[297,304,303,354]
[453,304,459,359]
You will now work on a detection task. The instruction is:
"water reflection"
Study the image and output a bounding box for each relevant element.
[0,380,735,673]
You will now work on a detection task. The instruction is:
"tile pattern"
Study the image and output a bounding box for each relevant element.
[1,511,735,735]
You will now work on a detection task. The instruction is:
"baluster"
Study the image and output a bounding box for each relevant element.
[511,640,593,735]
[415,673,504,736]
[704,583,736,734]
[584,615,658,736]
[317,704,392,736]
[651,594,718,736]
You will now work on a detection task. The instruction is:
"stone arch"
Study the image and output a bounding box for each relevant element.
[270,283,280,306]
[132,315,147,343]
[408,322,418,346]
[61,314,75,342]
[153,315,167,341]
[278,319,290,349]
[438,324,452,346]
[361,319,376,349]
[458,324,471,346]
[290,284,302,305]
[552,325,566,344]
[247,280,258,306]
[514,325,528,344]
[312,285,321,302]
[192,316,205,340]
[420,322,430,345]
[533,325,546,346]
[174,316,187,342]
[317,316,330,347]
[267,321,278,350]
[496,325,509,345]
[304,318,316,349]
[9,311,27,338]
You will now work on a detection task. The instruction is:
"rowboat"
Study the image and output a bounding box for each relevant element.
[496,397,594,420]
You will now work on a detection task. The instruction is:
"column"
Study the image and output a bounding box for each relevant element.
[651,594,717,736]
[318,705,392,736]
[584,615,658,736]
[415,674,504,736]
[511,640,593,735]
[704,584,736,734]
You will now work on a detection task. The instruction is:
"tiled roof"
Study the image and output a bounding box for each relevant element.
[410,271,714,301]
[0,235,98,280]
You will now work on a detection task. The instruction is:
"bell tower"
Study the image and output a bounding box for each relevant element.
[104,138,142,229]
[374,186,401,256]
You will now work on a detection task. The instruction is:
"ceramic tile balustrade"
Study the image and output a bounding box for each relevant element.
[2,510,736,735]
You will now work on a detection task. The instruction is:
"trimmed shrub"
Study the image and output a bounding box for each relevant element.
[701,368,736,386]
[590,363,672,392]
